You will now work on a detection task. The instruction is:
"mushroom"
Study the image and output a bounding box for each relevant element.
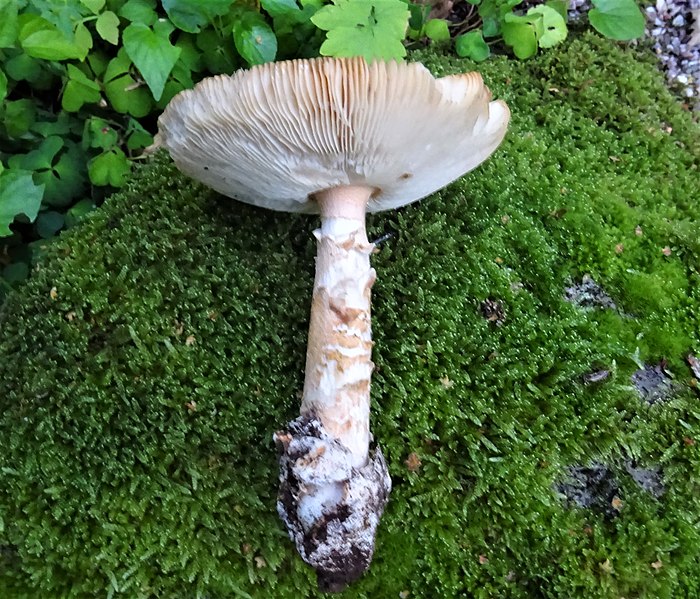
[155,56,509,591]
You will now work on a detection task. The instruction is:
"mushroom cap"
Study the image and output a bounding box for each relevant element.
[155,57,510,214]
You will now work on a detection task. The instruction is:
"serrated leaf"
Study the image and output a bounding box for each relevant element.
[502,18,537,59]
[424,19,450,42]
[0,0,19,47]
[0,170,44,237]
[527,5,567,48]
[123,21,181,100]
[62,64,101,112]
[88,149,130,187]
[455,30,490,61]
[233,12,277,66]
[96,10,120,44]
[311,0,409,61]
[588,0,645,40]
[162,0,233,33]
[36,211,65,238]
[119,0,157,25]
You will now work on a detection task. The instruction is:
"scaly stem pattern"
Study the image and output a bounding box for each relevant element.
[274,185,391,592]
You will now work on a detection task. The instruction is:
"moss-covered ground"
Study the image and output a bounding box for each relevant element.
[1,33,699,598]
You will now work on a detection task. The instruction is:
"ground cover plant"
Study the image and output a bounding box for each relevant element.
[0,0,648,299]
[1,31,700,598]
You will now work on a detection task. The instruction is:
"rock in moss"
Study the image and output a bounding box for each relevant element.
[1,34,700,598]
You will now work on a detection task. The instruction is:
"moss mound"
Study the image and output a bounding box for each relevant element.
[1,34,700,598]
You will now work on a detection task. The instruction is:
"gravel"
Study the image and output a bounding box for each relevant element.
[569,0,700,110]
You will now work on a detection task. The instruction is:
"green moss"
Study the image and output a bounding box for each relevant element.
[1,33,699,598]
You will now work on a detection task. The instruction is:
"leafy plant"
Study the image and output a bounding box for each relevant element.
[311,0,410,60]
[1,0,327,298]
[0,0,653,298]
[448,0,644,61]
[588,0,646,41]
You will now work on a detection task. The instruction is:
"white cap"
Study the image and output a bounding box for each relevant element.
[156,57,510,214]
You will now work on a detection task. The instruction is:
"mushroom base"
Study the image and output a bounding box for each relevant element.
[274,414,391,592]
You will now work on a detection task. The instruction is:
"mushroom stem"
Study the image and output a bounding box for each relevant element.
[274,185,391,592]
[301,185,376,467]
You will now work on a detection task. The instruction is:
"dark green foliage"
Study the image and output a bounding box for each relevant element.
[1,33,700,597]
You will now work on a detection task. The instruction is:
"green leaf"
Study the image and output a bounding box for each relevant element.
[88,149,130,187]
[31,112,81,137]
[502,17,537,59]
[482,16,499,37]
[123,21,181,101]
[588,0,645,40]
[155,57,194,107]
[80,0,105,14]
[261,0,301,18]
[9,137,87,207]
[88,51,110,77]
[162,0,233,33]
[19,16,89,60]
[175,36,203,73]
[96,10,120,44]
[0,69,7,103]
[2,261,29,283]
[311,0,409,61]
[74,21,94,56]
[118,0,157,25]
[125,118,153,151]
[233,12,277,66]
[4,53,44,83]
[455,29,490,61]
[62,64,101,112]
[83,116,120,149]
[3,99,35,138]
[546,0,569,20]
[64,198,96,228]
[103,49,154,116]
[36,211,65,239]
[0,0,19,48]
[196,28,237,74]
[424,18,450,42]
[407,2,430,31]
[527,5,567,48]
[8,136,64,172]
[0,170,44,237]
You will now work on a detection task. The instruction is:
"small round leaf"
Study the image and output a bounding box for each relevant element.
[455,30,491,61]
[588,0,645,41]
[424,19,450,42]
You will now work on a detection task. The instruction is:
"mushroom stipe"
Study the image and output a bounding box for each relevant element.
[156,56,509,591]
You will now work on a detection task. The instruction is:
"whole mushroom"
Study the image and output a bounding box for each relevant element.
[155,56,509,591]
